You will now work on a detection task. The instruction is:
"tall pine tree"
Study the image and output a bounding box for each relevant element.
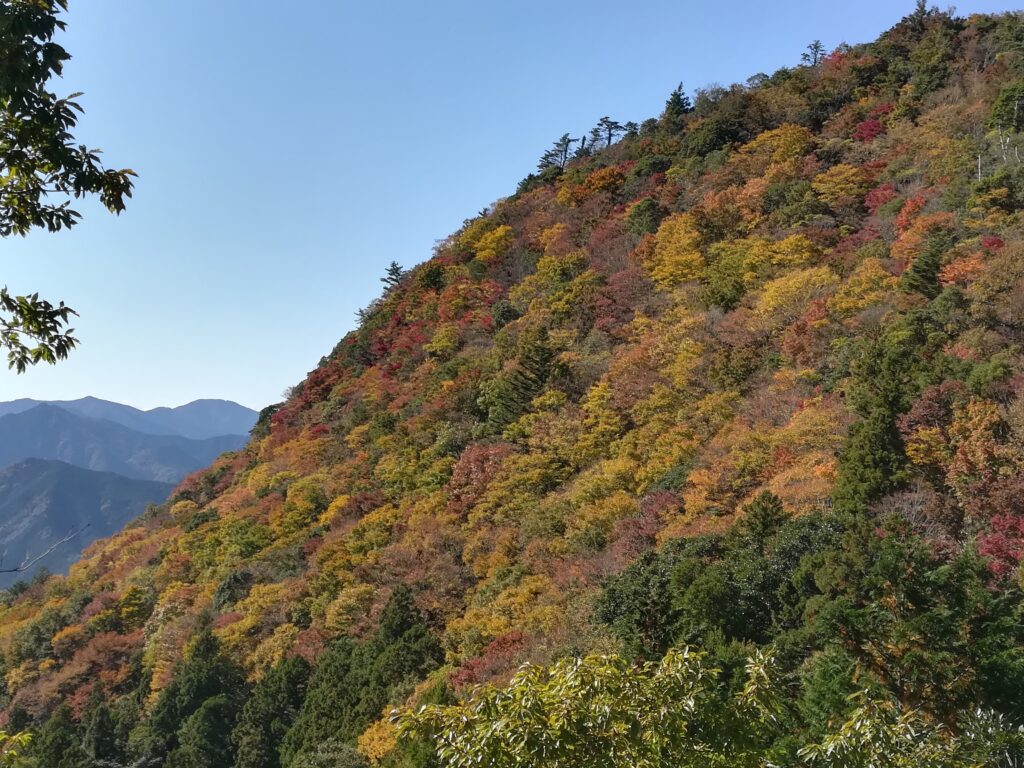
[166,695,238,768]
[662,83,693,132]
[83,688,123,765]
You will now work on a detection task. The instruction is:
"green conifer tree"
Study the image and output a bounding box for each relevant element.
[83,693,122,764]
[233,655,311,768]
[663,83,693,130]
[900,232,949,299]
[132,627,245,762]
[32,705,88,768]
[166,695,238,768]
[280,588,442,767]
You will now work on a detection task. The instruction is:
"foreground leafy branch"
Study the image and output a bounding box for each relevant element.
[0,0,135,372]
[0,288,78,372]
[398,648,1024,768]
[0,731,30,767]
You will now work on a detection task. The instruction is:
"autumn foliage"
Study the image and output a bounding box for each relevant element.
[6,7,1024,768]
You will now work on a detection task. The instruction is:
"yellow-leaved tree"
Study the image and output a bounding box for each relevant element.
[755,267,839,327]
[647,213,705,288]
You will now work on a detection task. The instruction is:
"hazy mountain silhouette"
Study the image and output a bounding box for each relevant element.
[0,405,246,483]
[0,396,257,439]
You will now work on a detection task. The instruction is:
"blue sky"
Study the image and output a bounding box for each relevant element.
[0,0,1016,410]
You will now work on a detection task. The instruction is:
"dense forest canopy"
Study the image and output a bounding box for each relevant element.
[5,3,1024,766]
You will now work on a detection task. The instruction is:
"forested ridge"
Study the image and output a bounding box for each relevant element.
[5,4,1024,765]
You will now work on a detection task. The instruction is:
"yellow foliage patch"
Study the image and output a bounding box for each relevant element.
[827,258,897,319]
[474,224,514,264]
[647,213,705,288]
[755,267,839,326]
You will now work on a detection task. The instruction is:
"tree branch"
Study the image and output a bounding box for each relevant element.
[0,524,89,574]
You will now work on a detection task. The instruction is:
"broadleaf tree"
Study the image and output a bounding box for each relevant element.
[0,0,135,372]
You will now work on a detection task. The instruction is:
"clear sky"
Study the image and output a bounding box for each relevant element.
[0,0,1016,411]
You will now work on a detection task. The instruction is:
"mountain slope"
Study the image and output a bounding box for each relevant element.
[0,460,172,588]
[3,8,1024,767]
[0,397,257,439]
[0,405,247,482]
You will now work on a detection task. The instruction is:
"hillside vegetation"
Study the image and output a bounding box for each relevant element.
[5,6,1024,766]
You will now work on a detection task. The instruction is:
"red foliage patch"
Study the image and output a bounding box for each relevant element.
[981,235,1005,251]
[979,515,1024,579]
[595,267,653,337]
[894,194,927,234]
[446,443,515,516]
[451,631,529,690]
[853,119,885,143]
[865,183,897,213]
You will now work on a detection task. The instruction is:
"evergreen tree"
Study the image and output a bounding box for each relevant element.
[538,133,578,171]
[379,585,421,640]
[32,705,88,768]
[382,261,407,292]
[280,588,442,767]
[594,549,683,659]
[832,409,908,514]
[233,655,311,768]
[83,693,122,765]
[740,491,788,545]
[166,695,238,768]
[598,116,624,147]
[132,627,245,762]
[6,707,30,735]
[512,325,554,396]
[900,232,949,299]
[478,324,554,429]
[911,0,932,35]
[802,40,826,66]
[626,197,663,236]
[588,117,624,150]
[574,134,591,159]
[662,83,692,131]
[831,310,951,514]
[278,638,358,767]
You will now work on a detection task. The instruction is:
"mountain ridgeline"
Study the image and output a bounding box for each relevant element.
[0,405,248,484]
[0,397,258,441]
[5,7,1024,767]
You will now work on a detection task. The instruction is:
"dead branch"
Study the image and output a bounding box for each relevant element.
[0,524,90,574]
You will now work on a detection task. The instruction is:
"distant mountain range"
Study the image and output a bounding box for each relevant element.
[0,459,173,588]
[0,396,258,440]
[0,396,257,586]
[0,404,249,483]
